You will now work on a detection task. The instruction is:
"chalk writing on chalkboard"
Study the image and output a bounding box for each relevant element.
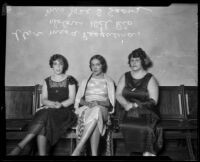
[44,7,152,17]
[11,7,152,41]
[6,5,198,86]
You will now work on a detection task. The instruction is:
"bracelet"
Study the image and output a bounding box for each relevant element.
[134,102,138,108]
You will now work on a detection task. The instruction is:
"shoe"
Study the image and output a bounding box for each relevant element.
[8,144,22,156]
[143,152,156,156]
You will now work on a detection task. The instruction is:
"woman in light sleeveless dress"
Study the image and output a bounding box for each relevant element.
[72,55,115,156]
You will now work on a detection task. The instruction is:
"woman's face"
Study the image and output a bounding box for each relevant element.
[52,59,64,75]
[90,58,103,76]
[130,57,143,71]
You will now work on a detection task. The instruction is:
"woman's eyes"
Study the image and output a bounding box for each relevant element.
[92,64,101,66]
[131,59,140,62]
[53,62,63,66]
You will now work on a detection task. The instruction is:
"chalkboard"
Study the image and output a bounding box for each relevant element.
[5,5,197,86]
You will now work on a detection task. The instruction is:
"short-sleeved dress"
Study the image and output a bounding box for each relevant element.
[28,75,77,146]
[117,72,163,154]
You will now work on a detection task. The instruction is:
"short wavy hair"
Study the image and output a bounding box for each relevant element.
[49,54,69,73]
[128,48,153,70]
[89,55,107,73]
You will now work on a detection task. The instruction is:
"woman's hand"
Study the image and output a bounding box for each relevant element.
[125,103,133,111]
[87,101,98,108]
[125,102,138,111]
[90,101,99,107]
[54,102,62,109]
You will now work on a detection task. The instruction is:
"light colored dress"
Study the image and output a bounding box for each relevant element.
[75,74,115,138]
[76,78,108,135]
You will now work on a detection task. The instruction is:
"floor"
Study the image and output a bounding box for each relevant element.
[6,138,198,160]
[113,138,198,160]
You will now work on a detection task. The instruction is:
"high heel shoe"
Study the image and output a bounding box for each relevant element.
[143,151,156,156]
[8,144,22,156]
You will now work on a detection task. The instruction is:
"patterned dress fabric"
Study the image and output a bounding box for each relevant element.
[28,76,77,146]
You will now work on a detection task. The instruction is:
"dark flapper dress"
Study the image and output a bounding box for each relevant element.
[27,76,77,146]
[118,72,163,154]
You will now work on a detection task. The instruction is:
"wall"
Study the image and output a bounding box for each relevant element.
[5,4,198,86]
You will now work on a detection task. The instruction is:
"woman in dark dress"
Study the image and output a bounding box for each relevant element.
[116,48,163,156]
[9,54,77,156]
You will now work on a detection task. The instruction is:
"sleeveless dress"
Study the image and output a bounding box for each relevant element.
[76,77,109,139]
[118,72,163,154]
[27,75,77,146]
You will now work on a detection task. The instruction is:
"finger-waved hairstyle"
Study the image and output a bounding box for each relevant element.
[49,54,69,73]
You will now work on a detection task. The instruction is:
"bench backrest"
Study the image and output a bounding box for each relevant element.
[182,86,198,120]
[5,85,197,121]
[34,84,115,114]
[158,86,185,121]
[5,86,36,119]
[35,84,43,109]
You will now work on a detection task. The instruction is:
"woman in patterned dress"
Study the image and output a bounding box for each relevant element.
[116,48,163,156]
[9,54,77,156]
[72,55,115,156]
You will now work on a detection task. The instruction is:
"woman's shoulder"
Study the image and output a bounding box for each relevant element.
[146,72,156,80]
[44,76,51,82]
[45,76,50,80]
[147,72,153,77]
[119,71,129,80]
[146,73,159,86]
[104,74,115,83]
[67,75,78,85]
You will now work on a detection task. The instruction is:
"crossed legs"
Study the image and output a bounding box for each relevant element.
[8,133,35,155]
[72,119,101,156]
[9,127,48,156]
[90,123,100,156]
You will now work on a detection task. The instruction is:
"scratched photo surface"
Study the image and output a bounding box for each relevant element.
[6,5,197,86]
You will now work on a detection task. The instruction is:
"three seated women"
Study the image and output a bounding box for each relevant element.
[9,48,162,156]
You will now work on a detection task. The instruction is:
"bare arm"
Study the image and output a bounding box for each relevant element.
[60,84,76,108]
[147,76,159,104]
[133,76,159,110]
[116,74,133,111]
[41,80,57,108]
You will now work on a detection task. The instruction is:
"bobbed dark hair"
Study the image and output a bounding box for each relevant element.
[49,54,69,73]
[128,48,153,70]
[89,55,107,73]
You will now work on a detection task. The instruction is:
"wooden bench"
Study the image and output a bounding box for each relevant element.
[6,86,37,154]
[5,85,77,155]
[6,86,36,134]
[6,85,197,158]
[109,85,197,160]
